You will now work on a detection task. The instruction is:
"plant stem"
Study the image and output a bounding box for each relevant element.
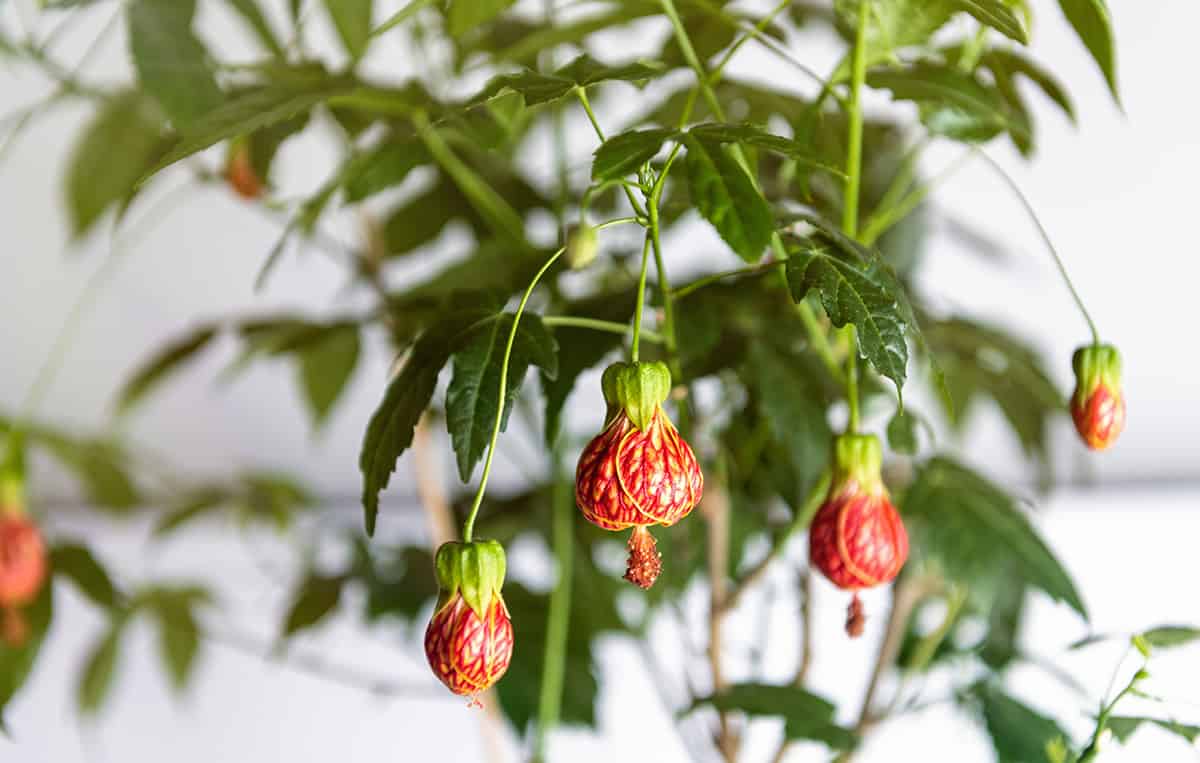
[646,159,682,381]
[541,316,662,344]
[974,147,1101,344]
[859,148,974,247]
[838,0,871,435]
[575,87,649,219]
[461,245,566,542]
[532,453,575,763]
[631,236,654,362]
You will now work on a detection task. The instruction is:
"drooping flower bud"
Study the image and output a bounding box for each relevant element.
[808,434,908,637]
[423,540,513,700]
[225,139,264,200]
[0,513,48,647]
[564,224,599,270]
[1070,344,1125,451]
[575,361,703,588]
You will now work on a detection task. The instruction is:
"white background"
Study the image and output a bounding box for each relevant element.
[1,0,1199,761]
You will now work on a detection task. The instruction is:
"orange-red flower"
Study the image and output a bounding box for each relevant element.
[1070,344,1125,451]
[809,434,908,637]
[423,540,513,700]
[0,514,48,646]
[575,362,702,589]
[225,140,264,200]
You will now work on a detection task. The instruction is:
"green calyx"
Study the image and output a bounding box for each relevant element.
[601,361,672,431]
[1072,343,1122,404]
[0,434,26,515]
[831,433,884,494]
[434,539,507,618]
[564,224,599,270]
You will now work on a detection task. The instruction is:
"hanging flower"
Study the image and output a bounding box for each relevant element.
[809,433,908,637]
[0,511,48,647]
[1070,344,1126,451]
[423,540,513,701]
[575,361,703,589]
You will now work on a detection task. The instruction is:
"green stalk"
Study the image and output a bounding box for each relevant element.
[974,147,1101,344]
[542,316,663,344]
[575,87,649,220]
[631,236,654,362]
[461,245,566,542]
[532,453,575,763]
[840,0,871,434]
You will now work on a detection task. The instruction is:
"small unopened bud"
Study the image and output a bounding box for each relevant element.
[564,224,599,270]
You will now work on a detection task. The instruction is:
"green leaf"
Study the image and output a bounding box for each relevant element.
[227,0,285,57]
[1058,0,1119,102]
[886,408,919,455]
[951,0,1028,43]
[687,683,855,749]
[148,72,356,177]
[903,458,1087,617]
[591,127,674,182]
[359,311,492,535]
[297,323,360,428]
[978,685,1069,763]
[980,50,1076,123]
[343,137,429,202]
[785,236,909,395]
[51,543,118,609]
[282,575,344,636]
[143,589,207,690]
[1140,625,1200,650]
[1107,716,1200,744]
[78,621,123,714]
[868,63,1023,143]
[688,123,845,176]
[153,488,229,536]
[446,314,558,482]
[447,0,515,37]
[474,70,575,108]
[116,325,219,415]
[41,436,141,511]
[0,582,53,724]
[834,0,956,68]
[373,0,437,37]
[555,54,665,88]
[66,91,166,236]
[323,0,373,59]
[127,0,224,126]
[683,134,773,263]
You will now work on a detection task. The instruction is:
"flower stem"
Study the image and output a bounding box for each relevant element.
[461,245,566,543]
[840,0,870,434]
[574,87,648,220]
[541,316,662,344]
[532,452,575,763]
[974,147,1101,345]
[630,236,654,362]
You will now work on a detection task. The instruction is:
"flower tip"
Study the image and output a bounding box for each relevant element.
[845,594,866,639]
[623,527,662,589]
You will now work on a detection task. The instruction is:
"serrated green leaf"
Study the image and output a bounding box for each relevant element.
[127,0,224,126]
[41,437,141,511]
[66,91,166,236]
[323,0,373,59]
[978,685,1069,763]
[147,73,356,177]
[343,137,428,202]
[591,127,674,182]
[117,325,218,415]
[227,0,285,57]
[359,311,493,534]
[981,50,1076,123]
[0,582,52,724]
[684,134,773,263]
[834,0,956,70]
[474,70,575,107]
[904,458,1087,617]
[1107,716,1200,744]
[447,0,515,37]
[868,63,1023,143]
[785,236,908,394]
[1058,0,1118,102]
[297,323,360,428]
[78,622,123,714]
[447,314,558,482]
[1140,625,1200,650]
[688,123,845,177]
[282,575,344,636]
[952,0,1028,43]
[51,543,118,609]
[686,683,854,749]
[555,54,665,87]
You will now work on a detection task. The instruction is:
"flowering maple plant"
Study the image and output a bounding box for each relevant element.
[4,0,1185,761]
